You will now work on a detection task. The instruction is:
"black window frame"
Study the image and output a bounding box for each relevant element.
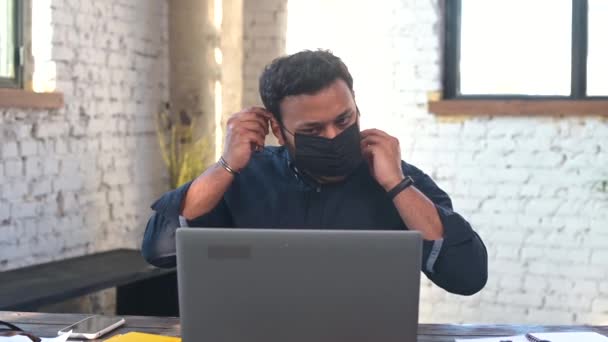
[0,0,23,89]
[443,0,607,100]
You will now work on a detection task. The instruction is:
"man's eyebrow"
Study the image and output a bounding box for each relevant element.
[334,109,353,120]
[298,121,323,129]
[298,109,353,129]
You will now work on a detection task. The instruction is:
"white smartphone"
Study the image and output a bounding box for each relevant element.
[57,315,125,339]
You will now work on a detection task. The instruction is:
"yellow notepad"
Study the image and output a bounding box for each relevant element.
[104,332,181,342]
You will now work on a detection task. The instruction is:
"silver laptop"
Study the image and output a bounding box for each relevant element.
[176,228,422,342]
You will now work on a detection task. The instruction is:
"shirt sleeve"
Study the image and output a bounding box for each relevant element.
[141,181,234,268]
[425,238,444,273]
[179,215,189,227]
[404,162,488,296]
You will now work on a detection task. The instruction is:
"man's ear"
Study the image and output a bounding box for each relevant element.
[270,118,286,145]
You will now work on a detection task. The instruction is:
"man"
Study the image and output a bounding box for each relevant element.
[142,50,487,295]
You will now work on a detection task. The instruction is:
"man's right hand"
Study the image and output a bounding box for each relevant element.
[181,107,273,220]
[221,107,273,172]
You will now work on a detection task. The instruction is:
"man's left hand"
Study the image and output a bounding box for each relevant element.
[360,129,405,191]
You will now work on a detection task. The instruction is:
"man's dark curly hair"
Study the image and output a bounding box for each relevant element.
[259,50,354,125]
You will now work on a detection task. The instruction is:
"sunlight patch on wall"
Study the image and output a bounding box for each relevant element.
[32,0,56,92]
[285,0,397,131]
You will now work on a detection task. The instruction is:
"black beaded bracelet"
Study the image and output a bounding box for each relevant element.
[387,176,414,199]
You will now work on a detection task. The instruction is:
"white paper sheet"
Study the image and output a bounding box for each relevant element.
[0,330,71,342]
[456,331,608,342]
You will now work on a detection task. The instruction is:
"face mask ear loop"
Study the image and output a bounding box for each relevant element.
[280,124,295,137]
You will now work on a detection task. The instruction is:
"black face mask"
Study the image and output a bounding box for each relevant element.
[288,123,363,178]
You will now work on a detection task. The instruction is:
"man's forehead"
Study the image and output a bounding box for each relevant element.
[279,80,355,125]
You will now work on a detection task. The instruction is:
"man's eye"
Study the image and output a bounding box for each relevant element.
[337,116,350,126]
[299,128,319,135]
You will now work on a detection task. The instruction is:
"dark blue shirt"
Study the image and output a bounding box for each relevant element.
[142,146,487,295]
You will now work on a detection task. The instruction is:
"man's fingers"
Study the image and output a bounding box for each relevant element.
[361,136,396,158]
[234,120,269,136]
[244,106,273,120]
[361,144,376,164]
[231,117,269,135]
[361,130,400,150]
[236,113,270,134]
[361,135,388,146]
[240,131,266,148]
[360,128,391,139]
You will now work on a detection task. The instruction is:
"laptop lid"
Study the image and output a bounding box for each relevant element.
[177,228,422,342]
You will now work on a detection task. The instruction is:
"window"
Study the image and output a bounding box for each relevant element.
[587,0,608,96]
[444,0,608,99]
[0,0,23,88]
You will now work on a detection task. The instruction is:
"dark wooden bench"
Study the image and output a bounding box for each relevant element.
[0,249,178,316]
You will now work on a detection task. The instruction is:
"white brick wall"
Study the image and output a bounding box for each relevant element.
[276,0,608,325]
[242,0,287,106]
[0,0,168,271]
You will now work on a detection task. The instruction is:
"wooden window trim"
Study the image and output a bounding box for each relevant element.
[0,1,62,110]
[428,99,608,116]
[0,88,63,109]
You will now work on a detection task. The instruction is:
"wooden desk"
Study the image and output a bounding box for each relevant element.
[1,311,607,341]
